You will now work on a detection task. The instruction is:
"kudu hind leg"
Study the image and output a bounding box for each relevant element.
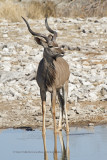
[57,90,64,131]
[63,81,69,133]
[40,89,46,134]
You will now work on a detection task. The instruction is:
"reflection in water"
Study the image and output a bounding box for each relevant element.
[42,109,70,160]
[42,130,70,160]
[0,126,107,160]
[59,132,70,160]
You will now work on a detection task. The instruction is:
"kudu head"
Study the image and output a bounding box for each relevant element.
[22,17,64,60]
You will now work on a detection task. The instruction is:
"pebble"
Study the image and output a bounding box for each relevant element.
[2,47,9,53]
[88,123,94,126]
[3,34,8,38]
[71,107,76,110]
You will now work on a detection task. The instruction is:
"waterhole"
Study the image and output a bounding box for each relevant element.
[0,125,107,160]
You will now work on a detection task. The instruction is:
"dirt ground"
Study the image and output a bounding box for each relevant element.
[0,98,107,130]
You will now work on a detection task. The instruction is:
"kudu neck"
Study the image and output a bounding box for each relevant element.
[43,48,54,64]
[43,48,56,88]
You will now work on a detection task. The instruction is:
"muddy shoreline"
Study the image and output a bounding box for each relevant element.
[0,99,107,130]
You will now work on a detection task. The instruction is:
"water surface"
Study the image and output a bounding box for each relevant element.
[0,125,107,160]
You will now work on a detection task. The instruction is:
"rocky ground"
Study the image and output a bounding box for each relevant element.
[0,17,107,129]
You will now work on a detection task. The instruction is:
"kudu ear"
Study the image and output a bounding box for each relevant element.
[34,37,48,48]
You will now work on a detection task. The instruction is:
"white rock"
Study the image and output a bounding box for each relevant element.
[69,83,76,91]
[69,73,76,83]
[3,34,8,38]
[98,71,105,79]
[2,62,11,71]
[88,123,94,126]
[2,47,9,53]
[83,81,92,86]
[91,69,97,77]
[83,65,91,70]
[89,92,98,101]
[71,107,76,110]
[1,57,11,61]
[24,63,36,74]
[96,64,103,70]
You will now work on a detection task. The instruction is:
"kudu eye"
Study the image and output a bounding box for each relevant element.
[49,45,53,48]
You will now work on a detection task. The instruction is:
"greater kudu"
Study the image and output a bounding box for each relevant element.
[22,17,70,133]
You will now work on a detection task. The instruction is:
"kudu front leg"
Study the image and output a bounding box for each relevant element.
[42,131,48,160]
[42,101,46,134]
[40,89,46,134]
[51,90,57,133]
[52,90,58,159]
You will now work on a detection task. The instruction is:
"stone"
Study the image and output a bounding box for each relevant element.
[2,47,9,53]
[69,83,76,91]
[71,107,76,111]
[89,92,98,101]
[3,34,8,38]
[88,123,94,126]
[100,87,107,96]
[2,62,11,71]
[24,63,36,74]
[1,57,11,61]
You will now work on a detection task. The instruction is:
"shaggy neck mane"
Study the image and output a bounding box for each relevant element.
[44,57,56,88]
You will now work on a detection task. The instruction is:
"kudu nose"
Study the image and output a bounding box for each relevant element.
[59,48,65,57]
[61,50,65,56]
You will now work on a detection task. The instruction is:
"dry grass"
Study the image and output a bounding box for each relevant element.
[0,0,6,2]
[0,0,107,22]
[26,1,56,19]
[0,1,26,22]
[0,1,56,22]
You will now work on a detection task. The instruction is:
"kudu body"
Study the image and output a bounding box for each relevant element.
[22,17,70,133]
